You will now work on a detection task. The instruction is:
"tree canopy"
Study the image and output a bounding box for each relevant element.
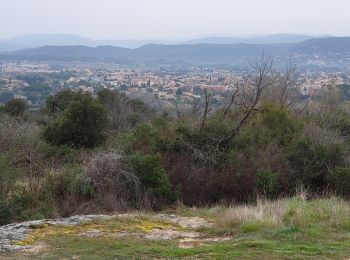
[43,93,108,148]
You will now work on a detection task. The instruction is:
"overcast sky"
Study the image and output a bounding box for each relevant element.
[1,0,349,40]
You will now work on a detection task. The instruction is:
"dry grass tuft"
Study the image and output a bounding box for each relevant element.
[215,199,288,233]
[213,195,350,234]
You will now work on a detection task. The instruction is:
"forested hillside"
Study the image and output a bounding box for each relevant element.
[1,58,350,226]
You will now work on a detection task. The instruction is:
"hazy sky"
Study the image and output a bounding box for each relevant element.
[1,0,349,39]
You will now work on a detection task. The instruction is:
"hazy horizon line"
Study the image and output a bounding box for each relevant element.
[1,32,347,42]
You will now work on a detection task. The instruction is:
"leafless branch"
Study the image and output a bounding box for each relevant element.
[223,82,241,116]
[200,89,211,131]
[218,55,275,147]
[175,100,181,119]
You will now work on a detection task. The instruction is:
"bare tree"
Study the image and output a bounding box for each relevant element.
[98,89,140,131]
[175,100,181,119]
[108,93,131,130]
[200,89,212,131]
[218,56,275,147]
[272,61,300,107]
[191,97,201,118]
[176,56,276,164]
[223,81,241,116]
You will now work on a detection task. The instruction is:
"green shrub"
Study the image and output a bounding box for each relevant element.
[327,167,350,197]
[9,186,54,221]
[130,154,176,204]
[237,102,302,149]
[127,113,142,127]
[43,166,94,201]
[256,170,279,197]
[5,98,27,117]
[258,102,302,145]
[329,109,350,137]
[39,143,79,165]
[0,199,12,225]
[0,155,19,198]
[45,89,76,115]
[131,123,160,152]
[285,138,344,189]
[43,93,108,148]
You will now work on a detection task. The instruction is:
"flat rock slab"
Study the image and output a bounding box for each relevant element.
[0,215,112,252]
[0,213,217,252]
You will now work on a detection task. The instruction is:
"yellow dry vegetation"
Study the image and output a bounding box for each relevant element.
[14,216,180,246]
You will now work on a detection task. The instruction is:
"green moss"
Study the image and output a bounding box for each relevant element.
[136,219,175,232]
[13,216,181,248]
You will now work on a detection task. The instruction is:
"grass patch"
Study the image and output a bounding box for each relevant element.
[212,196,350,235]
[7,231,350,259]
[4,197,350,259]
[165,205,226,220]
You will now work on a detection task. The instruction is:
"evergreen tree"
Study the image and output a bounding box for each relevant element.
[44,93,108,148]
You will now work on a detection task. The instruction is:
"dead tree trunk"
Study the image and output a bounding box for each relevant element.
[200,89,211,131]
[223,83,240,116]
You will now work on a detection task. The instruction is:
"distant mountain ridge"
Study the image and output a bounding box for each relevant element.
[295,37,350,53]
[5,43,292,65]
[0,33,324,50]
[2,37,350,70]
[184,34,320,45]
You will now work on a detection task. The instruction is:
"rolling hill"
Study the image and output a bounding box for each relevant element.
[1,37,350,70]
[0,34,321,50]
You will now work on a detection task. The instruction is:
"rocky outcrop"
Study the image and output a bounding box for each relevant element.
[0,213,225,253]
[0,215,112,252]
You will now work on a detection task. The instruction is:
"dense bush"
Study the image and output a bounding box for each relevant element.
[0,199,12,225]
[43,165,94,216]
[256,170,280,197]
[43,93,108,148]
[130,153,177,206]
[4,98,27,117]
[285,137,344,190]
[327,167,350,197]
[44,166,93,200]
[8,185,54,221]
[85,152,140,210]
[44,89,77,114]
[130,123,161,153]
[0,156,20,225]
[39,143,79,166]
[0,155,19,198]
